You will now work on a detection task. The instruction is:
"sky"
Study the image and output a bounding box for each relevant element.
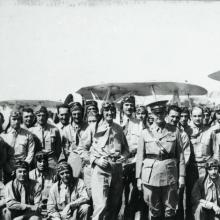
[0,0,220,102]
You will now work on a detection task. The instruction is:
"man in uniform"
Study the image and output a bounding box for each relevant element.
[179,107,191,136]
[136,100,185,220]
[191,158,220,220]
[5,160,42,220]
[1,108,35,172]
[21,108,35,130]
[30,106,61,169]
[166,105,191,220]
[29,151,56,214]
[185,106,216,219]
[119,95,142,220]
[203,107,212,129]
[136,105,148,129]
[56,104,71,142]
[62,102,87,177]
[80,101,129,220]
[47,161,90,220]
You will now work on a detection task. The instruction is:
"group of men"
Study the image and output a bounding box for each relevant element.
[0,95,220,220]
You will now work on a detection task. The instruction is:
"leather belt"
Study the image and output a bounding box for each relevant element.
[145,153,175,161]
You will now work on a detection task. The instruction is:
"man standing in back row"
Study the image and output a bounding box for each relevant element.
[30,106,61,169]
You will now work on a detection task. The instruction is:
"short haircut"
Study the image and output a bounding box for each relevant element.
[57,104,70,114]
[22,108,34,114]
[167,105,181,114]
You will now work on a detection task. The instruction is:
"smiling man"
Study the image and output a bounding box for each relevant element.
[5,160,42,220]
[192,158,220,220]
[81,101,129,220]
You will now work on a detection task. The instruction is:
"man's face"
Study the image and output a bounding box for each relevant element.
[71,110,83,124]
[123,102,135,117]
[37,158,48,172]
[207,166,219,180]
[10,116,21,130]
[58,108,70,126]
[152,111,166,125]
[16,168,28,183]
[87,106,98,114]
[203,112,210,125]
[59,170,71,184]
[136,110,147,121]
[192,108,203,126]
[103,108,114,123]
[23,112,34,128]
[180,113,189,127]
[36,112,47,126]
[168,110,180,126]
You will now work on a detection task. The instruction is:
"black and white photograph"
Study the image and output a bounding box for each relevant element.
[0,0,220,219]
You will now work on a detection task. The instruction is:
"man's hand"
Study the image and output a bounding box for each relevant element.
[95,157,109,169]
[61,204,72,218]
[137,178,142,191]
[213,205,220,215]
[179,176,185,189]
[116,156,126,163]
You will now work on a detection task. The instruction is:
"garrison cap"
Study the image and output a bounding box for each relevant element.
[35,105,48,115]
[148,100,168,113]
[10,107,22,118]
[205,158,219,169]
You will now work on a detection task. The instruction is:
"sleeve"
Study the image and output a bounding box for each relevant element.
[25,133,35,164]
[34,183,42,206]
[71,179,89,207]
[176,131,186,177]
[212,131,220,161]
[77,125,94,164]
[181,131,191,165]
[136,130,145,179]
[5,182,28,211]
[47,185,61,219]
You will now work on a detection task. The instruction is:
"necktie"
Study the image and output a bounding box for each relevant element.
[41,127,45,149]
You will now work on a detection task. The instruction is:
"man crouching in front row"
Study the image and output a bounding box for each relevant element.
[5,160,42,220]
[47,161,91,220]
